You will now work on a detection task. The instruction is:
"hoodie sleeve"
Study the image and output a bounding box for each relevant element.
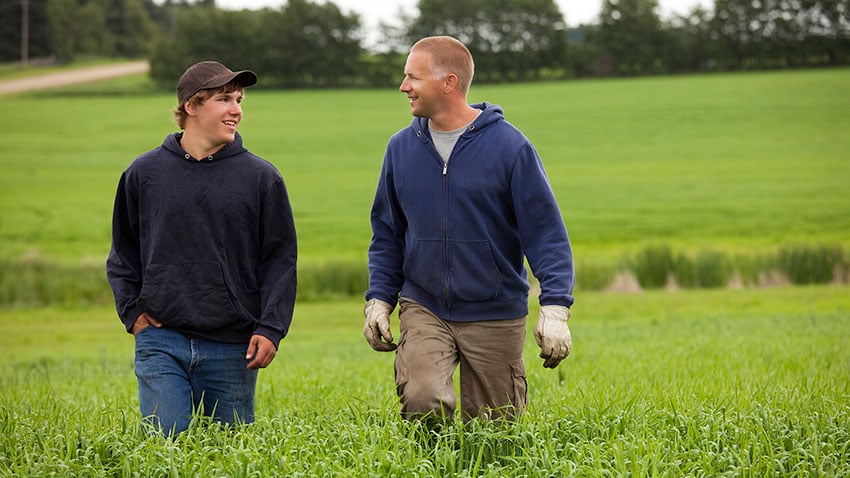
[511,142,575,308]
[365,152,406,308]
[106,171,146,332]
[254,177,298,348]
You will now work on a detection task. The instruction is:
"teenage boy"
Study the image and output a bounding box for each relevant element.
[107,61,297,435]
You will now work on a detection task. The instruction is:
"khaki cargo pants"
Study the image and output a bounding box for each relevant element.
[395,299,528,422]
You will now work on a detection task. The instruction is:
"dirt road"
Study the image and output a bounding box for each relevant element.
[0,61,149,95]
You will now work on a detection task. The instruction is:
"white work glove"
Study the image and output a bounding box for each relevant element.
[363,298,397,352]
[534,305,572,368]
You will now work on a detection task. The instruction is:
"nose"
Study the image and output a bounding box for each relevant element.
[399,78,410,93]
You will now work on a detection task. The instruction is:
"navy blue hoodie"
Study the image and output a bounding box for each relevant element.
[106,132,297,347]
[366,103,574,322]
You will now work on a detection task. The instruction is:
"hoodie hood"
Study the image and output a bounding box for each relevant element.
[409,102,505,142]
[161,132,248,162]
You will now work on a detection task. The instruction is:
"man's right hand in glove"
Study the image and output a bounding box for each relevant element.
[363,298,397,352]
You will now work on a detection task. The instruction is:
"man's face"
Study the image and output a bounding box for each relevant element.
[188,88,244,148]
[399,50,444,118]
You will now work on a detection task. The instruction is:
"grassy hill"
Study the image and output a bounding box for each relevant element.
[0,68,847,299]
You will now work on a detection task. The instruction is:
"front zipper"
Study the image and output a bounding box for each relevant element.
[425,127,456,309]
[442,155,450,307]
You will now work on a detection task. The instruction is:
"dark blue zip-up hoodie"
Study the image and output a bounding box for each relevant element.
[106,132,297,347]
[366,103,574,322]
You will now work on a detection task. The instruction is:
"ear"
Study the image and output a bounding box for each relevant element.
[443,73,459,94]
[183,100,197,116]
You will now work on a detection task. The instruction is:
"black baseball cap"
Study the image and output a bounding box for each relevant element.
[177,61,258,106]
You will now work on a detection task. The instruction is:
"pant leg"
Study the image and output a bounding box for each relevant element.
[395,300,459,420]
[190,338,258,426]
[455,317,527,422]
[134,327,194,436]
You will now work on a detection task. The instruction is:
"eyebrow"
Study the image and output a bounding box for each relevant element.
[216,91,244,99]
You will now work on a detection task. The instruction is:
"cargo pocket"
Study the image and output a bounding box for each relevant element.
[510,359,528,411]
[394,324,409,398]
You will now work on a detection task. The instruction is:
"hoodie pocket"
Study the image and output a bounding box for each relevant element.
[138,262,238,329]
[405,240,502,303]
[449,241,501,303]
[404,240,445,300]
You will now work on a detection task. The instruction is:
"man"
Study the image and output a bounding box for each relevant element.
[106,61,297,436]
[364,36,574,422]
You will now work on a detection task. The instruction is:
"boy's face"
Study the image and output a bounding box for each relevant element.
[186,87,245,149]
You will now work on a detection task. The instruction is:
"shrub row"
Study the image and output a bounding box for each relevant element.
[578,243,849,292]
[0,255,370,309]
[0,244,847,308]
[0,255,112,308]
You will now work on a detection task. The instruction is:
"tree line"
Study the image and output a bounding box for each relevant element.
[2,0,848,87]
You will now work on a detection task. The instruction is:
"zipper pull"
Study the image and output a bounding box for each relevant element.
[443,161,448,175]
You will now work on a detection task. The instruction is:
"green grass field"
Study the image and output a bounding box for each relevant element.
[1,286,848,475]
[1,68,848,265]
[1,68,849,476]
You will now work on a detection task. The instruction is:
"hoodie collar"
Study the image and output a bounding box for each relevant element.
[411,102,504,143]
[163,132,247,162]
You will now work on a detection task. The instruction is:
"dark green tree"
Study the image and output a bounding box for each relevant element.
[46,0,109,61]
[803,0,850,65]
[0,0,52,63]
[149,0,364,89]
[149,5,265,87]
[11,0,158,62]
[564,24,607,77]
[597,0,668,75]
[666,5,719,72]
[257,0,363,87]
[404,0,567,81]
[711,0,850,69]
[105,0,157,57]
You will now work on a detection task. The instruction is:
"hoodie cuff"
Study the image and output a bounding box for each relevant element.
[122,304,147,334]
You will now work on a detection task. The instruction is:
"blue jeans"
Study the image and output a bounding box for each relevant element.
[134,326,258,436]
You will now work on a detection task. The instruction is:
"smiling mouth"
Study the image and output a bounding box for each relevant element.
[224,120,237,128]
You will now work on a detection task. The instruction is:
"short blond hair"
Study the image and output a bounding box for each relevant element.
[411,36,474,95]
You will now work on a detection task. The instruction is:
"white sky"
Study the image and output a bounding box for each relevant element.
[214,0,714,49]
[215,0,714,27]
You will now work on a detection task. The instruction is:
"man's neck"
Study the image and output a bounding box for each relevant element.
[429,103,480,132]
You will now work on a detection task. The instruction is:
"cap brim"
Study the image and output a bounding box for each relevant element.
[205,70,258,90]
